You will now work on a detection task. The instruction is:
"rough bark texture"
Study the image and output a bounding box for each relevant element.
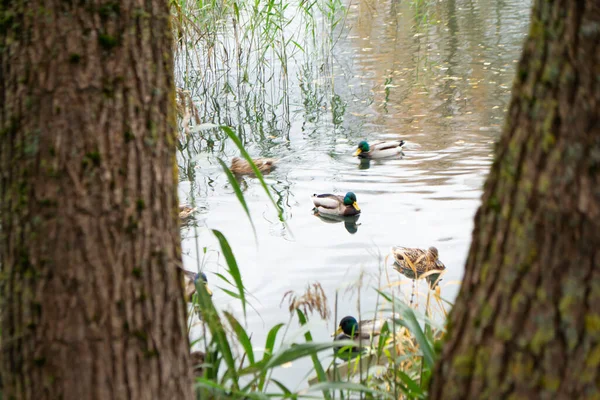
[0,2,194,399]
[430,0,600,398]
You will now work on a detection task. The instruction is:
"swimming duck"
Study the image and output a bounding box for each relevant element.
[179,205,197,220]
[333,316,384,354]
[392,246,446,278]
[353,140,405,159]
[311,192,361,216]
[181,269,213,299]
[334,316,382,340]
[230,157,277,175]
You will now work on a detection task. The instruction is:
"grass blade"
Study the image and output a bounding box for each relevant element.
[302,382,392,398]
[212,229,247,320]
[195,281,239,388]
[257,323,285,391]
[219,125,285,222]
[296,309,331,400]
[217,157,257,238]
[377,290,435,368]
[224,311,255,365]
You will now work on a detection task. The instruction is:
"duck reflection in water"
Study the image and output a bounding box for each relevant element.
[313,212,361,234]
[358,158,371,170]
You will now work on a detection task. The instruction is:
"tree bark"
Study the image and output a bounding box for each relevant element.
[430,0,600,398]
[0,2,193,399]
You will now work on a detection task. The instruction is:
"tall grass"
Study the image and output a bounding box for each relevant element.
[170,0,349,151]
[182,150,450,397]
[172,1,451,398]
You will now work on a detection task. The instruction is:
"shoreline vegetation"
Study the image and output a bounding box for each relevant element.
[170,0,454,397]
[187,229,450,398]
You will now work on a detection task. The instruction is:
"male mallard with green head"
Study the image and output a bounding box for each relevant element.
[392,246,445,278]
[353,140,405,159]
[311,192,361,216]
[333,316,384,354]
[180,269,213,299]
[230,157,277,175]
[334,316,382,341]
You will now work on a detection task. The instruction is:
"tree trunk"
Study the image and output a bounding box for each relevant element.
[0,2,193,399]
[430,0,600,398]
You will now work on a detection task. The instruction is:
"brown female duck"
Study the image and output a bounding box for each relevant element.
[230,157,277,175]
[392,246,445,278]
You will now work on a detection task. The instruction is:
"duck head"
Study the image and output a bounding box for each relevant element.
[353,141,370,156]
[336,316,359,336]
[343,192,360,211]
[194,272,213,296]
[426,246,439,261]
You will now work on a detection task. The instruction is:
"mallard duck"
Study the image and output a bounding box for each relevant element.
[333,316,384,354]
[179,205,197,221]
[353,140,405,159]
[392,246,446,278]
[311,192,361,216]
[334,316,382,340]
[230,157,277,175]
[181,269,213,299]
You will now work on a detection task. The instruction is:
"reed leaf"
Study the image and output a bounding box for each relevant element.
[303,382,391,398]
[195,281,239,388]
[377,290,435,369]
[296,309,331,400]
[217,157,257,238]
[219,126,285,222]
[212,229,248,320]
[224,311,255,365]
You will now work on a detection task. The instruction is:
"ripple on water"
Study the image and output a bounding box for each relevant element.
[178,0,532,389]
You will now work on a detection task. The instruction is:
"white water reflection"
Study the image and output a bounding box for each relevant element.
[177,0,531,389]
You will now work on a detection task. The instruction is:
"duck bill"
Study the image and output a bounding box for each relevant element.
[332,327,343,337]
[353,149,362,157]
[352,202,361,211]
[205,284,213,297]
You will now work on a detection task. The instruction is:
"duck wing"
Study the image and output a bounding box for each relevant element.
[370,140,405,151]
[311,194,343,210]
[358,319,385,337]
[392,246,428,272]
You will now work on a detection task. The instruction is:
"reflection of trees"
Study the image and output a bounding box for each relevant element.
[335,0,531,178]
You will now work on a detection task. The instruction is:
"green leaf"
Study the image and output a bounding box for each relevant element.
[377,290,436,369]
[270,379,293,396]
[396,370,425,398]
[194,283,239,388]
[219,125,285,222]
[212,229,247,320]
[221,288,242,300]
[302,382,392,398]
[264,323,285,359]
[217,157,257,239]
[224,311,255,365]
[297,309,331,400]
[257,323,285,391]
[265,341,354,370]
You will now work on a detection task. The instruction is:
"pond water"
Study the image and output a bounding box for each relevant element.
[175,0,531,390]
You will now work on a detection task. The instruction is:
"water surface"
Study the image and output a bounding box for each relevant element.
[176,0,531,389]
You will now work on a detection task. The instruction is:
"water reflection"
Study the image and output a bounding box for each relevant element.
[313,213,361,234]
[358,158,371,170]
[175,0,532,389]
